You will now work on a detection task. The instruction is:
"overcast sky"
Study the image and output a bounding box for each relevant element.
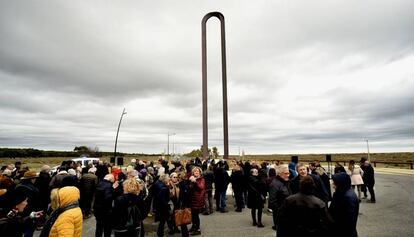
[1,0,413,155]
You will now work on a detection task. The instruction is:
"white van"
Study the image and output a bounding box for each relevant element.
[72,157,100,168]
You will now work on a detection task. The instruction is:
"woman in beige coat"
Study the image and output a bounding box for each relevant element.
[346,160,364,201]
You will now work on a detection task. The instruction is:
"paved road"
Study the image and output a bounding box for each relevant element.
[35,172,414,237]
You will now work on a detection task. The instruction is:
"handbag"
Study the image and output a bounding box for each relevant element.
[174,208,192,226]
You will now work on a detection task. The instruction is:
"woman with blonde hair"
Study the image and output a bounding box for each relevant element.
[346,160,364,201]
[167,172,181,235]
[40,186,83,237]
[188,166,205,235]
[112,178,147,237]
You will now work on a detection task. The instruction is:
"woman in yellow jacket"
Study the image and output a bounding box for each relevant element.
[48,186,83,237]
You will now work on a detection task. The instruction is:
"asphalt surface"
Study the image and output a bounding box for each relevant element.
[35,170,414,237]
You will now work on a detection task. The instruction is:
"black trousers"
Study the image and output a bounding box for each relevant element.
[95,215,112,237]
[191,209,201,230]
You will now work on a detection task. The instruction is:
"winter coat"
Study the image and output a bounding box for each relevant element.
[153,180,171,221]
[247,175,267,209]
[178,180,191,209]
[278,193,330,237]
[213,167,230,192]
[202,170,214,191]
[15,181,41,216]
[35,171,52,212]
[230,170,245,192]
[112,193,146,231]
[268,176,291,213]
[291,174,329,203]
[189,177,205,210]
[93,180,115,217]
[95,164,109,181]
[79,173,98,200]
[49,172,68,189]
[0,209,26,237]
[361,164,375,187]
[329,172,359,237]
[49,186,83,237]
[347,165,364,186]
[314,168,332,200]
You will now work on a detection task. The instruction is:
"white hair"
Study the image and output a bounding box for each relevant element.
[277,164,289,175]
[68,168,77,176]
[104,174,115,182]
[157,166,165,176]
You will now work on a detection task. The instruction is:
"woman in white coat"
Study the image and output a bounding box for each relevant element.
[347,160,364,201]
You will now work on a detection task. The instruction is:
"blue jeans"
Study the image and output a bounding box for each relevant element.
[219,191,226,211]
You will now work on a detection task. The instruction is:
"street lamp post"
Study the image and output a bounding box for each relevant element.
[167,132,176,157]
[114,108,127,159]
[366,139,370,161]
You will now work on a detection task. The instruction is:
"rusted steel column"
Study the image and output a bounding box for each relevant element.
[201,12,229,160]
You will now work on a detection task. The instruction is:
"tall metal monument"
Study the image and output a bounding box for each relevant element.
[114,108,127,159]
[202,12,229,160]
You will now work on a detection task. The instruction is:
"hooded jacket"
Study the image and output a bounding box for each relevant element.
[49,186,83,237]
[329,172,359,237]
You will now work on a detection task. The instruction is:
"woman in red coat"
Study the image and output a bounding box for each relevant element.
[188,166,205,235]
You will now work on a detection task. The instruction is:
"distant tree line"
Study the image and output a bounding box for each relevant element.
[0,147,166,158]
[184,145,219,158]
[0,147,112,158]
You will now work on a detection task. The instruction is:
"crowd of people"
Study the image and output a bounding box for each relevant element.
[0,156,376,237]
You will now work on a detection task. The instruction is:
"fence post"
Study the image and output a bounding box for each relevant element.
[373,161,376,167]
[409,160,413,169]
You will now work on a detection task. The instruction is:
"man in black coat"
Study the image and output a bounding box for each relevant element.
[290,163,329,203]
[361,160,376,203]
[230,164,245,212]
[278,175,331,237]
[213,161,230,213]
[80,169,98,218]
[16,171,42,237]
[93,174,119,237]
[202,165,215,214]
[329,172,360,237]
[268,164,291,231]
[34,166,52,215]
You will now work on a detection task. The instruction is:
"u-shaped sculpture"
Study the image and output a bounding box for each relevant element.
[201,12,229,160]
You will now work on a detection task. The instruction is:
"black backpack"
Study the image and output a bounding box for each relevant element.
[125,203,141,230]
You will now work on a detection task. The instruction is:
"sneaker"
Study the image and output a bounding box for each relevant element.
[235,208,242,212]
[191,229,201,235]
[253,222,257,226]
[220,209,228,213]
[257,223,264,228]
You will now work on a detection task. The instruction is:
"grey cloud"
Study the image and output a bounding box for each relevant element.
[1,1,414,154]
